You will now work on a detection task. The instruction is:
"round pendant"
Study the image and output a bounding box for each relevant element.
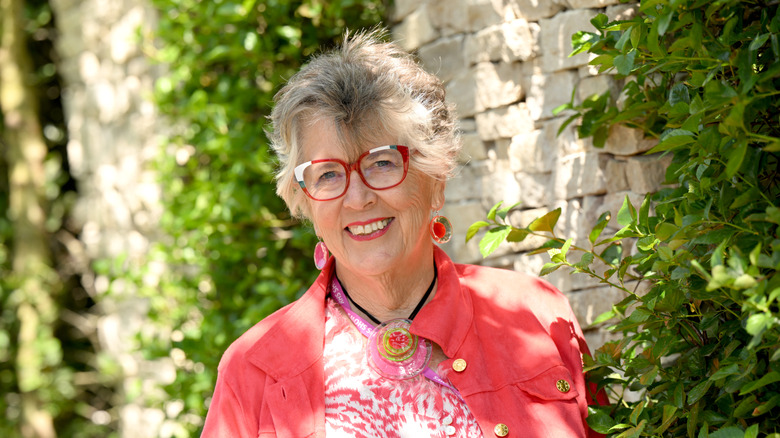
[367,319,431,379]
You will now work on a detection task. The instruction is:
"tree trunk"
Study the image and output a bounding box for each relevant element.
[0,0,60,436]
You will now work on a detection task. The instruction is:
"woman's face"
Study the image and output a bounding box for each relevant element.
[300,118,444,278]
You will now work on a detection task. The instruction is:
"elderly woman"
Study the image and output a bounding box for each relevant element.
[202,30,603,438]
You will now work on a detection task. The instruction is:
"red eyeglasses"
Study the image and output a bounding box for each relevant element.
[294,145,410,201]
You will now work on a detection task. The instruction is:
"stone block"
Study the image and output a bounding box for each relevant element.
[554,152,607,200]
[475,61,525,110]
[428,0,468,35]
[459,131,487,163]
[441,200,494,263]
[577,75,619,104]
[494,138,511,160]
[568,284,625,327]
[603,124,656,156]
[625,153,672,194]
[508,121,564,174]
[506,0,563,21]
[547,117,594,157]
[513,253,547,278]
[445,161,489,201]
[509,129,542,173]
[607,3,641,21]
[391,0,420,22]
[446,70,478,117]
[459,118,477,132]
[466,0,507,33]
[475,103,534,141]
[604,156,630,192]
[561,0,621,9]
[392,7,439,52]
[526,69,578,120]
[482,159,522,206]
[418,35,466,83]
[539,9,598,73]
[464,20,537,65]
[514,171,552,209]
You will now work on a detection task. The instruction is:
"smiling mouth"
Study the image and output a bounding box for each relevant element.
[347,218,391,236]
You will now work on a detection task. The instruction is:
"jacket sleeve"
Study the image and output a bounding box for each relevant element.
[201,355,265,437]
[556,303,609,438]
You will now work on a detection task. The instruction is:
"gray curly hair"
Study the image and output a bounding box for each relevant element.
[268,28,461,219]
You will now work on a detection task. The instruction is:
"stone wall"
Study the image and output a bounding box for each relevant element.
[391,0,669,350]
[48,0,172,436]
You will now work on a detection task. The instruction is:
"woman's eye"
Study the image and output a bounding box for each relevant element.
[318,171,339,181]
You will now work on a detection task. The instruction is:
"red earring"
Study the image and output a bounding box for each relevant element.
[314,239,330,270]
[430,213,452,244]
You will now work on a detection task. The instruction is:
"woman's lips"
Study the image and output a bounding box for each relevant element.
[345,218,393,241]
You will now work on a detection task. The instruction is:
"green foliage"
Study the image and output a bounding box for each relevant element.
[471,0,780,436]
[144,0,387,433]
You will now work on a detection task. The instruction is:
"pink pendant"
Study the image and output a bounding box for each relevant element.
[367,319,431,379]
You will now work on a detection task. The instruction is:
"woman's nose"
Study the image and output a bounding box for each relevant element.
[342,170,376,209]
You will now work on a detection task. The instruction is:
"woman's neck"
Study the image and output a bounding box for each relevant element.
[335,261,437,323]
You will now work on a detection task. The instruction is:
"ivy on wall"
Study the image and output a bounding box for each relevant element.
[470,0,779,436]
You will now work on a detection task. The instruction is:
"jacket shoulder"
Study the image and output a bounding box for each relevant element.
[453,262,574,323]
[217,301,296,372]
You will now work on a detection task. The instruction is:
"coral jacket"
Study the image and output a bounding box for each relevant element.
[201,247,604,437]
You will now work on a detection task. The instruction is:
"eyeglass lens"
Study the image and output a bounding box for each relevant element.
[301,148,406,200]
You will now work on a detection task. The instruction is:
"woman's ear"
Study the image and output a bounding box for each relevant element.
[431,179,446,211]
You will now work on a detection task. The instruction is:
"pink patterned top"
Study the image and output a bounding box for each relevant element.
[323,298,484,438]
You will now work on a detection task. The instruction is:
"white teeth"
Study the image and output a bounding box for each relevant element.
[349,219,389,235]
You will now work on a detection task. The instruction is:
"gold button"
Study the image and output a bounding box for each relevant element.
[556,379,571,393]
[452,358,467,372]
[494,423,509,437]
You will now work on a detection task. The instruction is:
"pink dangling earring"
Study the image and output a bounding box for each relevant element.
[430,213,452,244]
[314,239,330,270]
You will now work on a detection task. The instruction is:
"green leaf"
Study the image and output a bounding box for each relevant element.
[486,202,503,221]
[592,309,616,325]
[587,406,616,434]
[540,262,564,276]
[656,10,674,36]
[589,212,611,245]
[710,363,739,381]
[616,195,636,227]
[466,221,489,242]
[709,427,747,438]
[745,312,772,336]
[688,379,712,404]
[648,129,695,153]
[654,404,679,434]
[528,208,562,233]
[739,371,780,395]
[478,225,512,257]
[725,138,748,178]
[496,202,520,220]
[749,33,770,51]
[506,228,529,242]
[614,49,637,75]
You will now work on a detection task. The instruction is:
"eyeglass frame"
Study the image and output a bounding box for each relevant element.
[293,144,410,201]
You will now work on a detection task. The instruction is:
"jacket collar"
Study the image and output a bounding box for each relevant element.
[411,246,473,359]
[244,256,334,380]
[244,247,473,378]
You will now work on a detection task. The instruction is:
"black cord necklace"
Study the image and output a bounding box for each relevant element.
[339,266,438,324]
